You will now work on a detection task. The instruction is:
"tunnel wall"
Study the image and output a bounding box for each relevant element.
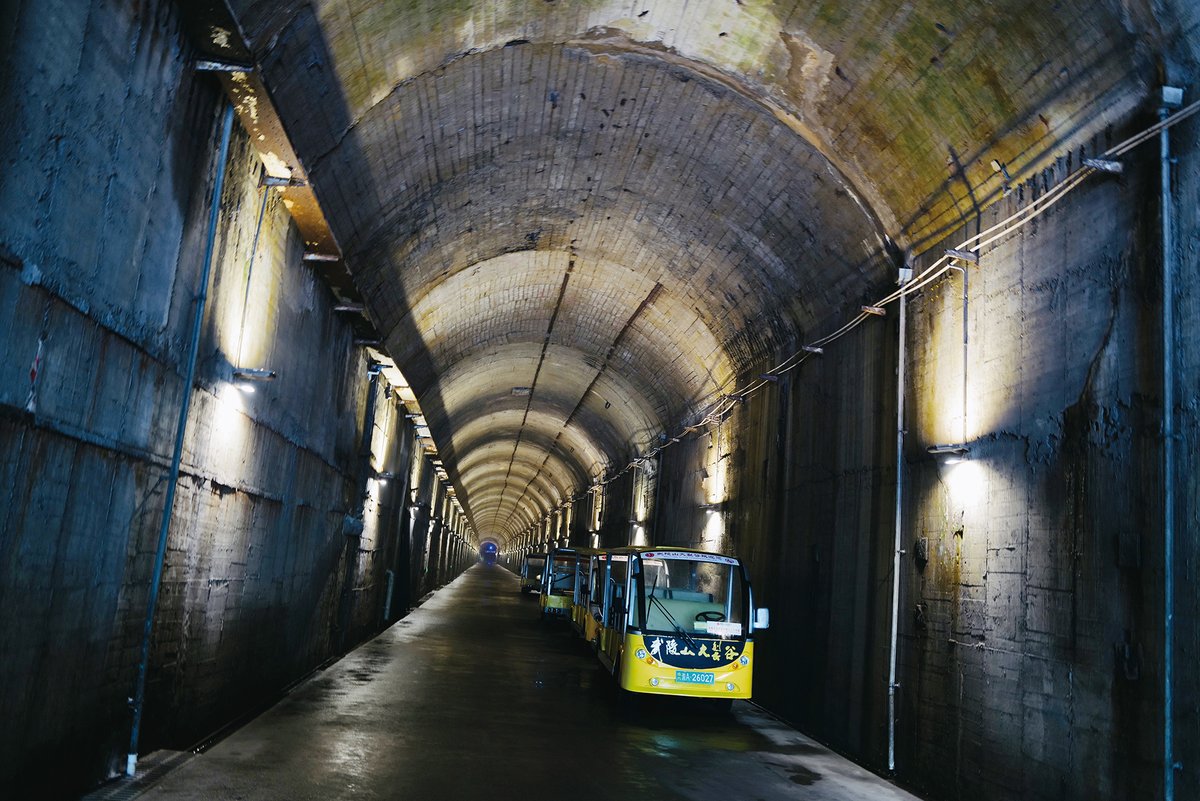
[897,129,1184,801]
[655,309,898,762]
[0,2,468,794]
[652,114,1198,800]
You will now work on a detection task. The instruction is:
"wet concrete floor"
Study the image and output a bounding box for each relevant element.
[139,565,923,800]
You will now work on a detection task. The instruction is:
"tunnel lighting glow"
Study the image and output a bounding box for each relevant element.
[861,305,887,316]
[212,384,252,476]
[944,459,987,510]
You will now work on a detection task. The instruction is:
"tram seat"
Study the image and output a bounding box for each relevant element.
[645,597,724,630]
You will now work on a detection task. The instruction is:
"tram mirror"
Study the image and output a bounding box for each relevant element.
[754,608,771,630]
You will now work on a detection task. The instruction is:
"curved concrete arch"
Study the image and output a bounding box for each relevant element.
[241,0,1152,247]
[429,344,666,458]
[457,462,568,520]
[231,0,1154,544]
[448,412,608,488]
[451,434,593,536]
[400,250,734,405]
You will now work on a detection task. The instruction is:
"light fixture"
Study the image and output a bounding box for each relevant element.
[802,345,824,355]
[232,367,276,392]
[233,367,275,381]
[945,248,979,264]
[862,305,887,316]
[927,443,969,463]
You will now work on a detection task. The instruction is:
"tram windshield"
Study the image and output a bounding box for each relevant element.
[522,555,545,580]
[544,554,576,595]
[636,552,747,639]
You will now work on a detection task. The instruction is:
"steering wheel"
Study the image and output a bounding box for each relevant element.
[695,610,726,622]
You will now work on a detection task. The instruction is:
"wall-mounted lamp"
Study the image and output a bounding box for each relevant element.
[862,305,887,316]
[927,443,970,463]
[232,367,276,393]
[802,345,824,355]
[945,249,979,264]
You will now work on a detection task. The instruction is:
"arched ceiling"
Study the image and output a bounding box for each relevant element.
[221,0,1169,544]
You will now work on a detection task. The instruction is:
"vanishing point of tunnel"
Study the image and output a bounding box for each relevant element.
[1,1,1199,799]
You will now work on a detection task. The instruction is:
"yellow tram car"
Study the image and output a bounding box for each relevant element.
[591,546,769,700]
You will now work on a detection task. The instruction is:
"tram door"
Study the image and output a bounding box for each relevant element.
[602,555,629,671]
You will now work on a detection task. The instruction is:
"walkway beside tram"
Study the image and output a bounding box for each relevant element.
[131,565,925,801]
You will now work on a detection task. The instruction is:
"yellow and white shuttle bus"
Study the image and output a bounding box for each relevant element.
[594,547,768,700]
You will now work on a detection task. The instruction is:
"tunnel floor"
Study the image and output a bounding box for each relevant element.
[133,565,923,801]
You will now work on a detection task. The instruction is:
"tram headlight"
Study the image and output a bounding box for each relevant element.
[739,655,750,666]
[725,683,735,691]
[650,677,660,687]
[636,648,647,660]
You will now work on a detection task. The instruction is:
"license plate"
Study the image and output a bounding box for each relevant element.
[675,670,715,685]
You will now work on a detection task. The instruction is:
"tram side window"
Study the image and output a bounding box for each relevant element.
[606,560,628,627]
[590,560,606,610]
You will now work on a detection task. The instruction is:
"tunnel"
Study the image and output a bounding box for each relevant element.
[1,1,1199,799]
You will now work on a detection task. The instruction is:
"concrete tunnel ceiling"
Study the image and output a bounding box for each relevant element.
[224,0,1154,544]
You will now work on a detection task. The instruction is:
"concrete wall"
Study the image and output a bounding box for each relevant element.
[650,113,1198,800]
[900,140,1163,801]
[0,1,468,794]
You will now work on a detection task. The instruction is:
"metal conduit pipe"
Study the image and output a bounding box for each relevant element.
[887,266,909,773]
[1159,86,1182,801]
[944,262,970,445]
[127,102,235,777]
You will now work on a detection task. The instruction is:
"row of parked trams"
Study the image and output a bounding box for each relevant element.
[515,546,769,703]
